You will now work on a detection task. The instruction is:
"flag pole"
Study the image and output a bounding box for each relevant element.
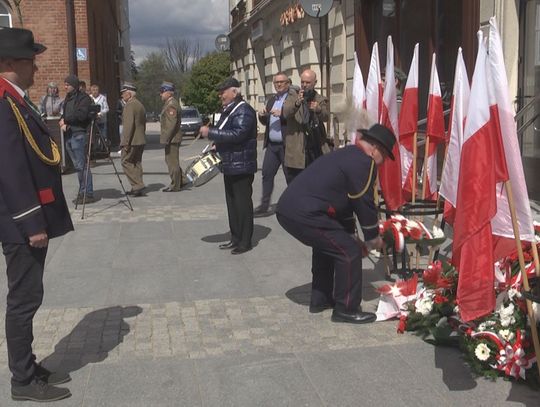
[504,180,540,377]
[421,135,430,200]
[411,132,418,203]
[375,174,392,280]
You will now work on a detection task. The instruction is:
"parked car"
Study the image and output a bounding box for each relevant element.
[145,111,159,122]
[180,106,203,137]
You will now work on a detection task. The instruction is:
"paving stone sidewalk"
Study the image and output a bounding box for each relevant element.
[0,126,538,406]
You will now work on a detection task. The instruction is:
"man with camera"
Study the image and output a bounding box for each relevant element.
[59,74,96,204]
[90,84,109,146]
[282,69,330,183]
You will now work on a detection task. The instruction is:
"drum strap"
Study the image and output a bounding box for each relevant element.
[218,101,245,130]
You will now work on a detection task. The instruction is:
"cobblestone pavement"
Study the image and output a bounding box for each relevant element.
[71,204,226,225]
[0,297,415,370]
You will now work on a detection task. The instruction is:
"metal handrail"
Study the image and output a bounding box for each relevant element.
[517,113,539,135]
[515,95,538,122]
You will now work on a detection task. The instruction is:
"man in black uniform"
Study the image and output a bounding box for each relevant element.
[0,28,73,401]
[276,124,395,324]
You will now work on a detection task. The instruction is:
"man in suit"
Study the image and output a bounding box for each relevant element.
[282,68,330,183]
[120,82,147,196]
[199,78,258,254]
[0,27,73,402]
[159,81,188,192]
[253,72,296,216]
[276,124,392,324]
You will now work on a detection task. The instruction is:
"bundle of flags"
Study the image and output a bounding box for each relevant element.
[351,17,535,321]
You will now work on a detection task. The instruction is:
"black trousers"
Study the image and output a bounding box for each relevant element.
[276,214,363,312]
[224,173,254,249]
[260,142,286,209]
[2,242,47,386]
[284,167,302,185]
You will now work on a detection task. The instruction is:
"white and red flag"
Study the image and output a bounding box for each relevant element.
[366,42,382,125]
[422,53,445,200]
[439,48,470,225]
[488,16,535,259]
[452,32,509,322]
[379,36,404,211]
[398,43,419,201]
[349,51,366,144]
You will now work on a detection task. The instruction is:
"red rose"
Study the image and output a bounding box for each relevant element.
[434,293,449,304]
[397,315,407,333]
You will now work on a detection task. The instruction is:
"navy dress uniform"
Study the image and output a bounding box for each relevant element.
[276,124,396,324]
[0,28,73,401]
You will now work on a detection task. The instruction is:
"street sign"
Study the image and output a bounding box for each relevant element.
[215,34,230,52]
[76,47,87,61]
[299,0,333,18]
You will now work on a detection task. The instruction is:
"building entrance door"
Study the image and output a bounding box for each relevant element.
[519,0,540,201]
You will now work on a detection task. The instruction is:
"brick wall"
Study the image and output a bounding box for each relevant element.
[14,0,90,103]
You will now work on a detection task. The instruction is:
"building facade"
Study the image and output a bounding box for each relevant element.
[1,0,131,143]
[229,0,539,199]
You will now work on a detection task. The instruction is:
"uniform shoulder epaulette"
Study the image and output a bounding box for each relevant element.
[347,159,375,200]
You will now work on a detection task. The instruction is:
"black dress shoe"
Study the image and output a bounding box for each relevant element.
[231,246,252,255]
[11,377,71,402]
[131,189,146,197]
[331,309,377,324]
[219,241,237,250]
[35,364,71,385]
[309,302,335,314]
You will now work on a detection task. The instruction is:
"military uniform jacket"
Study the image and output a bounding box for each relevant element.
[160,96,182,144]
[121,97,146,146]
[0,77,73,244]
[276,145,379,241]
[282,91,329,169]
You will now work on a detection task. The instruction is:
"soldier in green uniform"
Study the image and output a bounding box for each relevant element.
[119,82,146,196]
[159,81,187,191]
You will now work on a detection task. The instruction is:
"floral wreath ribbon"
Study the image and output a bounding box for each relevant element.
[7,96,60,166]
[471,330,535,379]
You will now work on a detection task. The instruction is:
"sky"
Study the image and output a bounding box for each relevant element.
[129,0,229,64]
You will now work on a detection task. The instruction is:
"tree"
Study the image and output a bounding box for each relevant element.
[183,52,230,114]
[162,38,202,74]
[134,52,169,114]
[130,50,138,79]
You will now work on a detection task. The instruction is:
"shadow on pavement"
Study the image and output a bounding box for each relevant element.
[40,306,142,374]
[434,346,477,391]
[285,282,311,306]
[201,225,272,247]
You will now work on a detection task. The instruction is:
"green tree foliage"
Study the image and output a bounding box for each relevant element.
[134,52,172,115]
[183,52,230,114]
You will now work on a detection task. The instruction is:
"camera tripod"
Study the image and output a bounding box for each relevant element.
[76,117,133,219]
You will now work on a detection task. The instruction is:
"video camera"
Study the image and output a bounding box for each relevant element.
[303,88,316,103]
[88,104,101,119]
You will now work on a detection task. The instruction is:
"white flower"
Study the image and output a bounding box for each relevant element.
[499,329,515,342]
[478,323,487,332]
[475,343,491,361]
[477,320,496,332]
[498,303,515,319]
[432,226,445,239]
[453,305,460,314]
[415,297,434,316]
[507,288,520,301]
[500,315,516,327]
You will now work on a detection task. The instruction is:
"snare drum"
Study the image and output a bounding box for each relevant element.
[185,152,221,187]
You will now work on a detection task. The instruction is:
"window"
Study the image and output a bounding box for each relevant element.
[0,1,12,28]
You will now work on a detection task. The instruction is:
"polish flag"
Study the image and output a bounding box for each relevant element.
[379,36,404,211]
[398,43,419,201]
[422,54,446,200]
[366,42,382,125]
[349,51,366,144]
[439,48,470,226]
[488,16,535,256]
[452,32,509,322]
